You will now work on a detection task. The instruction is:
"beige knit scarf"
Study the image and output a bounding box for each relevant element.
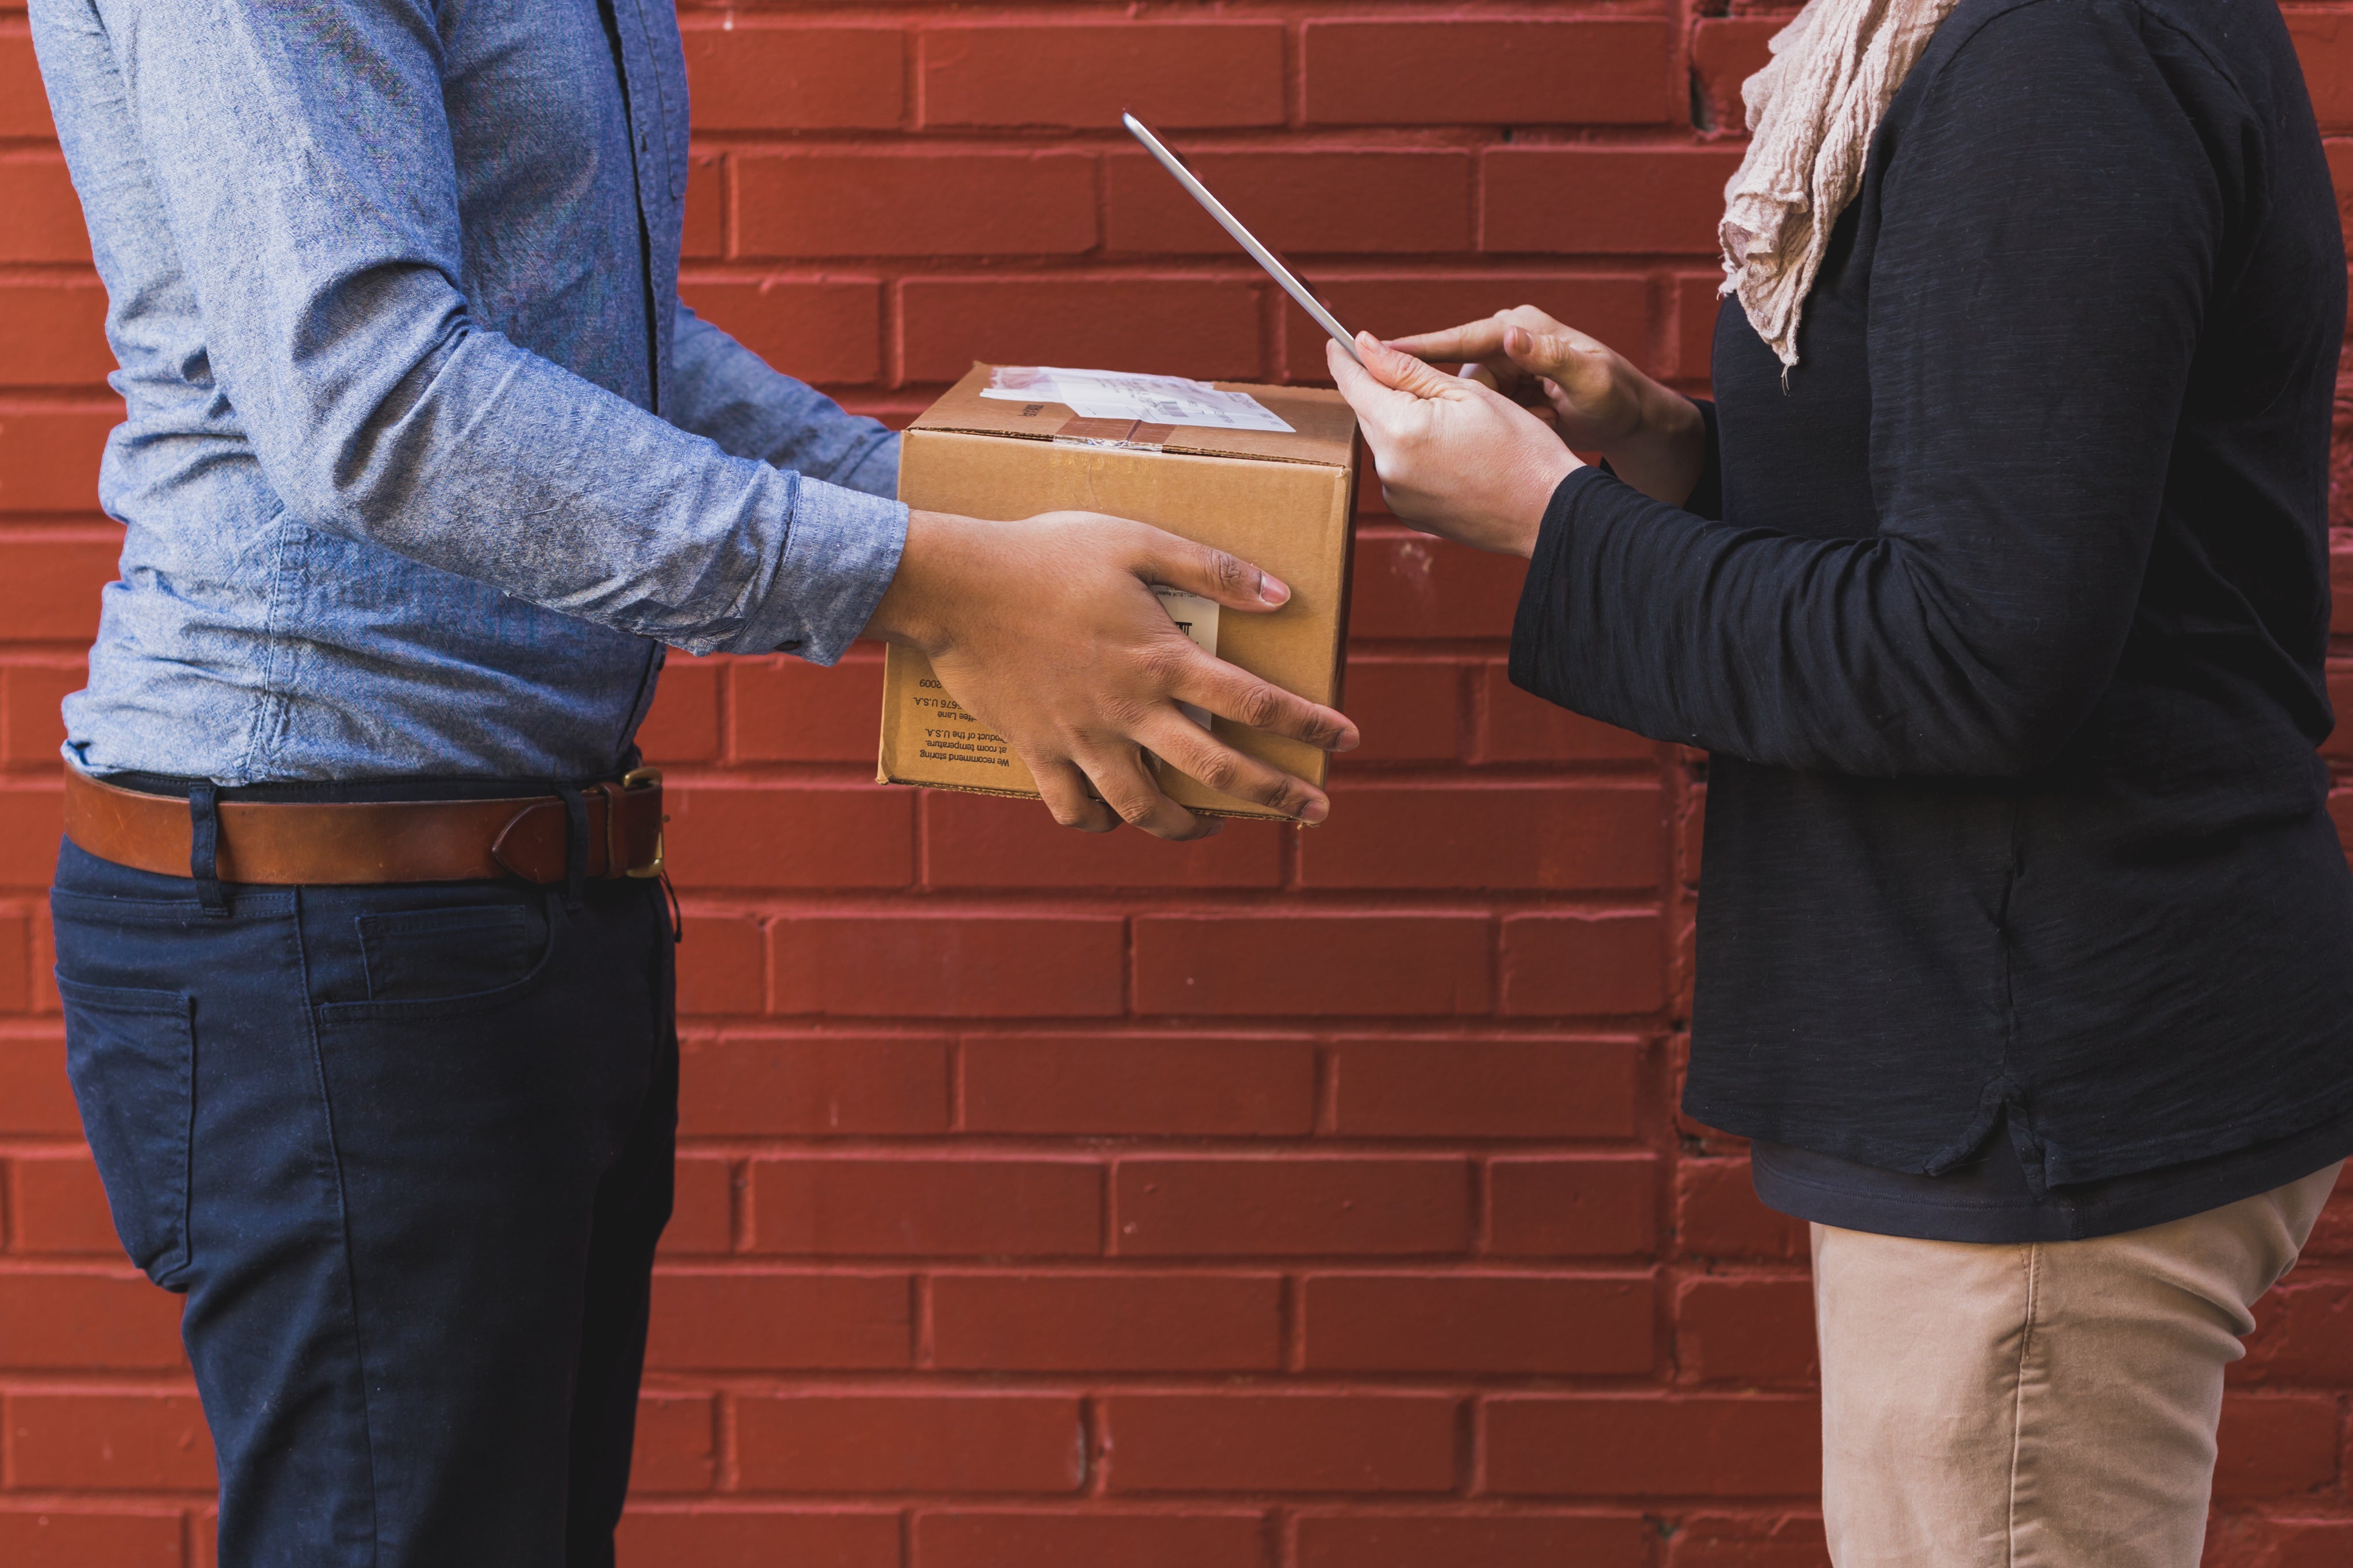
[1719,0,1959,369]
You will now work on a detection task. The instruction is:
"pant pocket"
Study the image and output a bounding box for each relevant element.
[57,975,194,1288]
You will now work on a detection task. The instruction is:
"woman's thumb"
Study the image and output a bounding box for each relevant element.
[1356,331,1463,400]
[1502,324,1580,378]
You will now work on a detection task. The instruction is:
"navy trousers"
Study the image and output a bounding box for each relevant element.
[49,837,677,1567]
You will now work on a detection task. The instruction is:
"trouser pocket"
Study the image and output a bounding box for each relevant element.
[56,975,195,1288]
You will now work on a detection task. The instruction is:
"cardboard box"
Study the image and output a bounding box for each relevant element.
[878,365,1360,821]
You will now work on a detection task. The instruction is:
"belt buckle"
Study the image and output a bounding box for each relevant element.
[620,766,666,879]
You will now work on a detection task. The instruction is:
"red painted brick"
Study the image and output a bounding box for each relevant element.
[1664,1513,1830,1568]
[0,910,28,1015]
[7,1391,214,1490]
[1104,1393,1458,1493]
[0,432,113,519]
[2,658,83,764]
[678,1033,950,1136]
[751,1156,1101,1257]
[1349,530,1528,639]
[655,1154,733,1257]
[643,1269,911,1370]
[680,278,882,387]
[1303,1272,1652,1374]
[1302,782,1662,891]
[680,25,905,131]
[738,152,1096,259]
[961,1034,1316,1136]
[770,913,1125,1018]
[0,283,111,387]
[1499,912,1670,1017]
[1285,274,1653,383]
[628,1393,717,1494]
[1304,20,1676,128]
[921,790,1284,890]
[615,1508,900,1567]
[0,29,58,140]
[0,1509,182,1568]
[1294,1511,1653,1567]
[1334,657,1460,763]
[1330,1035,1641,1138]
[920,24,1284,130]
[2242,1277,2353,1382]
[898,275,1264,386]
[1674,1157,1808,1262]
[736,1393,1084,1493]
[1131,912,1491,1017]
[0,1026,79,1135]
[1676,272,1730,384]
[634,658,719,764]
[1108,150,1472,256]
[0,156,90,264]
[730,647,884,762]
[674,913,766,1016]
[931,1271,1282,1371]
[0,1271,184,1370]
[1483,1394,1820,1497]
[1473,662,1658,764]
[1483,148,1748,257]
[915,1509,1269,1568]
[2323,664,2353,761]
[0,785,65,890]
[2212,1393,2338,1499]
[2240,1517,2353,1567]
[684,152,723,260]
[1675,1275,1816,1385]
[664,784,912,890]
[2292,14,2353,128]
[1681,784,1707,885]
[1487,1154,1661,1258]
[1114,1156,1471,1257]
[1691,20,1781,134]
[11,1153,119,1254]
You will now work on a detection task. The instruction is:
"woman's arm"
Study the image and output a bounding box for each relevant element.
[1342,0,2226,779]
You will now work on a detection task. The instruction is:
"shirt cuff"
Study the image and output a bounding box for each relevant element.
[732,474,909,665]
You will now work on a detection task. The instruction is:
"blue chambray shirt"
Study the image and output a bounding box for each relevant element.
[30,0,908,783]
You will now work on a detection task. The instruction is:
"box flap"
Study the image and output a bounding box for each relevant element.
[910,363,1356,468]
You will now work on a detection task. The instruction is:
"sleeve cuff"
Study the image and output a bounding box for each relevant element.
[731,474,909,665]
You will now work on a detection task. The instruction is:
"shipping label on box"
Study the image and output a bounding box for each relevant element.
[878,365,1360,822]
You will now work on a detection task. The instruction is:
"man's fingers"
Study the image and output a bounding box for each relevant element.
[1141,715,1330,823]
[1132,534,1292,613]
[1076,746,1220,841]
[1178,658,1360,752]
[1033,756,1120,833]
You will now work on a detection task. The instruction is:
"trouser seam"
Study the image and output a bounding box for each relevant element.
[294,885,384,1566]
[2007,1241,2039,1568]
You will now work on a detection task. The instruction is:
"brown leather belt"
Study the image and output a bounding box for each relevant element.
[63,763,668,886]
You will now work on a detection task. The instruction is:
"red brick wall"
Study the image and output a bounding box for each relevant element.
[2,5,2351,1565]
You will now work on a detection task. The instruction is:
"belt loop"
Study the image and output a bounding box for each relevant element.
[188,782,230,918]
[554,781,589,910]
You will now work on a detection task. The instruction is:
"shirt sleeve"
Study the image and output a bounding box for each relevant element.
[1509,0,2227,777]
[94,0,900,664]
[666,304,907,658]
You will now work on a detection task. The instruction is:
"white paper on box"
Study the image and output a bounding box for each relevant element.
[981,366,1295,434]
[1153,586,1220,729]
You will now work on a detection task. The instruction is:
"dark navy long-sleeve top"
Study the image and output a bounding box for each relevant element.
[1511,0,2353,1206]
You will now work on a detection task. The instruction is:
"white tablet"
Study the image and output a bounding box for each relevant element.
[1122,113,1362,365]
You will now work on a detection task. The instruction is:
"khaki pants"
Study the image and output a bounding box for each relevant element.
[1814,1162,2343,1566]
